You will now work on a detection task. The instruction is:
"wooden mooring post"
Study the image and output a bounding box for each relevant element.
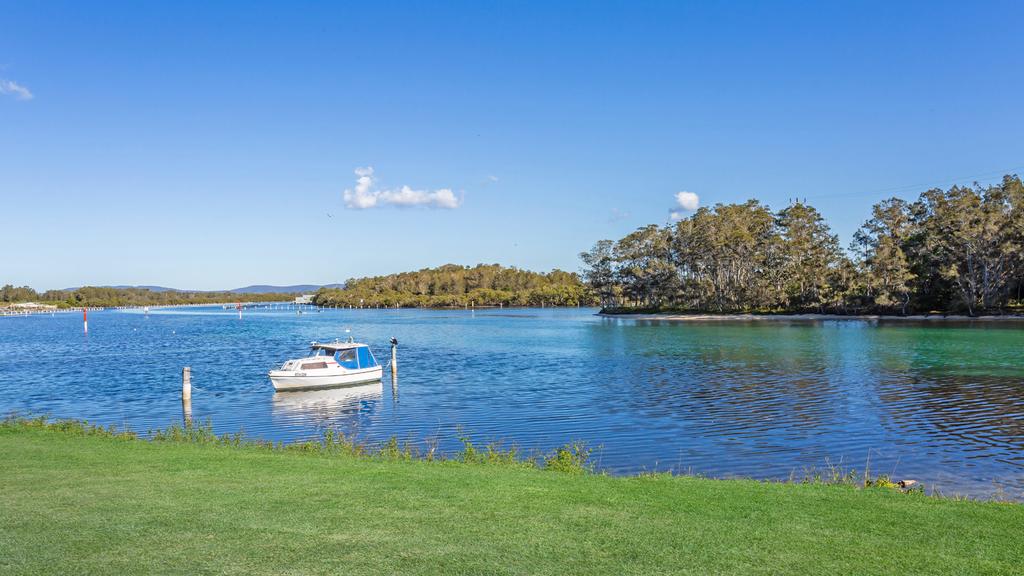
[389,337,398,380]
[182,367,192,400]
[181,366,192,423]
[389,337,398,401]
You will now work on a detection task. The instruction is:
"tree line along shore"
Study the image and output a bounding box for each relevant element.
[581,175,1024,317]
[0,285,300,310]
[311,263,594,308]
[2,418,1021,575]
[7,176,1024,316]
[2,265,597,311]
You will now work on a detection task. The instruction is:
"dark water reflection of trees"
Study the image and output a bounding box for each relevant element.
[584,320,1024,475]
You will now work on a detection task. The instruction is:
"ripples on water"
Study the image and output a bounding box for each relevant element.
[0,307,1022,499]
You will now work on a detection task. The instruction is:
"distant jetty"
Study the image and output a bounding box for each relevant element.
[1,303,69,316]
[0,301,292,317]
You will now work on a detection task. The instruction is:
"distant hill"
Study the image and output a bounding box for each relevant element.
[228,284,344,294]
[62,284,343,294]
[63,285,182,293]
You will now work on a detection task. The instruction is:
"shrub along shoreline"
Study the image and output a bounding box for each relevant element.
[2,418,1021,575]
[599,309,1024,321]
[581,175,1024,317]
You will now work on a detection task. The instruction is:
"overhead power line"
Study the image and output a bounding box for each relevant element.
[805,164,1024,201]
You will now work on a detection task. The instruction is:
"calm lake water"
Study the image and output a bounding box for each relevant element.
[1,306,1022,499]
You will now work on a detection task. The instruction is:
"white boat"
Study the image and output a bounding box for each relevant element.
[269,340,383,391]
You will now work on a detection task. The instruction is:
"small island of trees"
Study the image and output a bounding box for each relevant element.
[313,264,593,308]
[580,175,1024,316]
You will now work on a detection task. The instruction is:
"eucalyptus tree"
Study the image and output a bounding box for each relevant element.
[579,240,618,307]
[1002,175,1024,301]
[852,198,916,314]
[716,200,783,310]
[671,201,780,311]
[911,183,1018,314]
[776,202,845,311]
[0,284,39,303]
[613,224,676,307]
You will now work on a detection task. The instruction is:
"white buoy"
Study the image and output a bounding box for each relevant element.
[83,308,88,334]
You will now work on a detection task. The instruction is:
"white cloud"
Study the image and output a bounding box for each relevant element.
[0,79,33,100]
[668,191,700,221]
[378,185,460,209]
[674,191,700,211]
[344,166,379,209]
[342,166,462,210]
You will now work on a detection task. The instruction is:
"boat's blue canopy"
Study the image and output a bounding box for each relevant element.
[334,344,378,369]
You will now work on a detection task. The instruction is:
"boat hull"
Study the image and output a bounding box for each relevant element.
[269,366,383,391]
[271,382,383,413]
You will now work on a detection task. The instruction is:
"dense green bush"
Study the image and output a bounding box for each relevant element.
[314,263,596,308]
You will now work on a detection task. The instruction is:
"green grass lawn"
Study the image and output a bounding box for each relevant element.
[1,424,1022,575]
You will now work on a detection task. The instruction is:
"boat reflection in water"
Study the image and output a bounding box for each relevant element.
[271,382,384,430]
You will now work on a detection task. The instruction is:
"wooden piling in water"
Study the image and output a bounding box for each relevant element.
[181,366,192,423]
[182,367,192,400]
[390,338,398,380]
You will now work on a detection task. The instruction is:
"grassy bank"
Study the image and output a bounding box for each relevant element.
[2,422,1022,575]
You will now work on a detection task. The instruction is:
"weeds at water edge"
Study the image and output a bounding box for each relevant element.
[3,416,595,475]
[1,416,956,495]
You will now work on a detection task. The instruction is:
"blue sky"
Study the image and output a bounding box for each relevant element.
[2,1,1022,290]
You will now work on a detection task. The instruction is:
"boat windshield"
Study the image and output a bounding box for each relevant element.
[334,346,378,369]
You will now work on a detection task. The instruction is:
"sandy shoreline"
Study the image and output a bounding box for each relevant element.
[598,312,1024,322]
